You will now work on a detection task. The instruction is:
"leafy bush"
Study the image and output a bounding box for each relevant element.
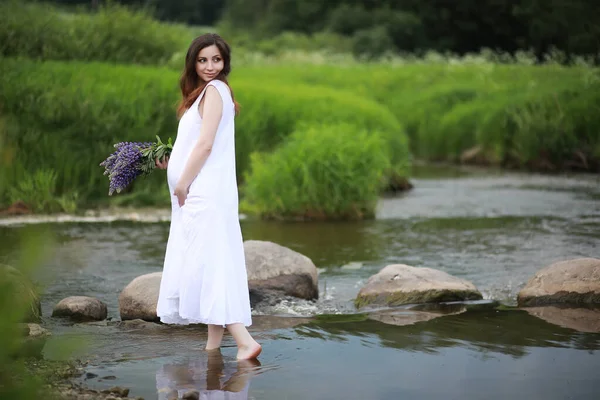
[0,0,192,65]
[352,27,396,60]
[233,80,406,182]
[243,124,391,220]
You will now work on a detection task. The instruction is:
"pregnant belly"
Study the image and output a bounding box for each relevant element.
[167,167,178,189]
[166,143,191,188]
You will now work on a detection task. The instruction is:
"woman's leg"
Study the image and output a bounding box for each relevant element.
[226,323,261,360]
[206,324,225,350]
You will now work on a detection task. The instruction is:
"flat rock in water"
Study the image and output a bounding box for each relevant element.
[244,240,318,302]
[119,272,161,322]
[356,264,482,308]
[517,258,600,306]
[52,296,108,321]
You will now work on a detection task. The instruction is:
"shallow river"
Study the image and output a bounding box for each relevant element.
[2,165,600,399]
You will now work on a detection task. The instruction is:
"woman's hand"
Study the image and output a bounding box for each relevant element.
[155,156,169,170]
[174,183,189,207]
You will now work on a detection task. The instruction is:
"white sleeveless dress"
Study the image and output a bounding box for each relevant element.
[156,80,252,327]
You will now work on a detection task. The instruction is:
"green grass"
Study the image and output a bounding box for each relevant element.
[242,123,391,219]
[0,58,410,216]
[232,63,600,170]
[0,1,195,65]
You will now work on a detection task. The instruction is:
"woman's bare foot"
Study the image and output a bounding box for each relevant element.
[236,341,262,360]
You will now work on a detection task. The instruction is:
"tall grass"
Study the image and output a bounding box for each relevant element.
[233,81,406,180]
[242,124,391,219]
[0,59,179,208]
[0,0,194,65]
[232,63,600,171]
[0,58,410,212]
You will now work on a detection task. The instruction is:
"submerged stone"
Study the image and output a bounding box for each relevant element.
[52,296,108,321]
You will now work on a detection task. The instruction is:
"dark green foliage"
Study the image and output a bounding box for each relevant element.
[221,0,600,60]
[35,0,225,26]
[0,226,57,399]
[351,27,395,60]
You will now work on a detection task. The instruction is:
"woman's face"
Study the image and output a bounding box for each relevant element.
[195,45,224,82]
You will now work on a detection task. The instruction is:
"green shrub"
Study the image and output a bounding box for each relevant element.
[0,1,192,65]
[233,80,407,182]
[249,31,352,56]
[242,124,391,220]
[478,85,600,170]
[351,27,396,60]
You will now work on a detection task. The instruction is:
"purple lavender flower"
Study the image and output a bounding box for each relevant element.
[100,141,153,195]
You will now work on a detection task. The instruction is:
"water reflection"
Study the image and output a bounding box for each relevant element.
[156,350,261,400]
[295,307,600,358]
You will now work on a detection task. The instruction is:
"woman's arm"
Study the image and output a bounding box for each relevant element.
[174,85,223,206]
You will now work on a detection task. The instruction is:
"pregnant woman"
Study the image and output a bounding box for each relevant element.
[155,33,261,360]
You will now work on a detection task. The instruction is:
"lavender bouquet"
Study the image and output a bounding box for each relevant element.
[100,135,173,195]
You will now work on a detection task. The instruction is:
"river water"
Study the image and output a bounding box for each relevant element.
[2,165,600,399]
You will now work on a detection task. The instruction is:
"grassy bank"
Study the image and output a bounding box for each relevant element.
[0,58,409,218]
[232,64,600,171]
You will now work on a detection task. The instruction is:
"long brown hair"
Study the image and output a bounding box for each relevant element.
[176,33,239,118]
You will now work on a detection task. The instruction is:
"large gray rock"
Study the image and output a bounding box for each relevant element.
[244,240,318,302]
[1,264,41,322]
[52,296,107,321]
[119,272,161,322]
[517,258,600,306]
[356,264,482,308]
